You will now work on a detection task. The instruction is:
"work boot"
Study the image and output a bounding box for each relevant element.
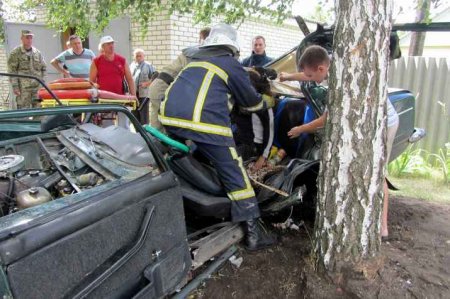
[243,218,277,251]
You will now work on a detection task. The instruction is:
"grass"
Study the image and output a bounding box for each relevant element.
[386,143,450,203]
[389,175,450,203]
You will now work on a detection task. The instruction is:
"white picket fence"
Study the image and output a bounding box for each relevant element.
[389,56,450,154]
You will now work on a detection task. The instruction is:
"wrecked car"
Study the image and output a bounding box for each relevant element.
[0,21,440,299]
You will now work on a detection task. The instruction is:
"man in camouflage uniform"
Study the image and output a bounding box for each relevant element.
[7,30,47,109]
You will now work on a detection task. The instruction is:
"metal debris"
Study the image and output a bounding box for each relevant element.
[228,255,243,268]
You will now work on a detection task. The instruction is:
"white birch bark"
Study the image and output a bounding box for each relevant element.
[314,0,393,273]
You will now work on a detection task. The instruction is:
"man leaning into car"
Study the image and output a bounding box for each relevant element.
[159,24,277,251]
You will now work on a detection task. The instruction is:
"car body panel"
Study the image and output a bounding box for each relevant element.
[265,27,422,163]
[0,105,190,299]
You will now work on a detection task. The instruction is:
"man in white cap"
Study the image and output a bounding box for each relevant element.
[89,36,135,127]
[159,23,277,251]
[90,36,135,96]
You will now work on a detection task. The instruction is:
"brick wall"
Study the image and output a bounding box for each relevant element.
[169,13,208,59]
[132,13,301,70]
[0,46,11,110]
[168,14,301,61]
[130,12,175,70]
[0,9,301,108]
[237,19,301,60]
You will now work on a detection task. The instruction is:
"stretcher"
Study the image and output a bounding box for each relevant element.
[39,78,138,110]
[40,98,138,110]
[39,78,139,126]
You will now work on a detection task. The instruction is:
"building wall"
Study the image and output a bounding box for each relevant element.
[0,46,11,110]
[167,14,301,62]
[131,13,301,70]
[0,8,301,109]
[0,6,47,110]
[129,12,208,70]
[34,5,47,24]
[399,46,450,58]
[398,7,450,58]
[237,19,301,60]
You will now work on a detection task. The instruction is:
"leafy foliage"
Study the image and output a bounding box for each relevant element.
[308,0,334,24]
[388,143,450,184]
[22,0,294,38]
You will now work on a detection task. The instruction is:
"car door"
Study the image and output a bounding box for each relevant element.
[0,172,190,299]
[0,108,191,299]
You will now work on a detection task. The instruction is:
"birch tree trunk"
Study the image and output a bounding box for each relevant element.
[314,0,393,276]
[409,0,431,56]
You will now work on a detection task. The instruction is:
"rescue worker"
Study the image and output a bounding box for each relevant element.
[159,24,277,251]
[148,27,210,130]
[7,29,47,109]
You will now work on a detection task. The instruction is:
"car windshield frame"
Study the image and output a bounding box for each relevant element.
[0,104,169,172]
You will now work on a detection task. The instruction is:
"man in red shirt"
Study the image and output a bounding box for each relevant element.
[90,36,136,127]
[90,36,135,96]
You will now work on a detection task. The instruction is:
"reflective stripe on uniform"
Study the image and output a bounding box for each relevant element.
[193,71,214,122]
[244,94,275,112]
[160,61,232,137]
[185,61,229,83]
[227,147,255,201]
[244,100,264,112]
[159,115,233,137]
[228,189,256,201]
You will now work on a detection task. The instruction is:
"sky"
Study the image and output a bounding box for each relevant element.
[291,0,450,24]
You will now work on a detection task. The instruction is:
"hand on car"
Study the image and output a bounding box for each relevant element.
[287,126,303,139]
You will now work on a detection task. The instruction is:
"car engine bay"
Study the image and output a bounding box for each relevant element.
[0,123,157,217]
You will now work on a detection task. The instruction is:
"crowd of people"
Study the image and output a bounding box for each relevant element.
[7,30,152,125]
[5,24,397,248]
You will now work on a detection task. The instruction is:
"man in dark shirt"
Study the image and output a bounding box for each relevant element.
[237,36,275,169]
[241,35,273,67]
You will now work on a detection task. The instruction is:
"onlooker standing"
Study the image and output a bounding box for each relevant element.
[51,35,95,79]
[7,29,47,109]
[89,36,135,127]
[241,35,273,67]
[89,35,135,96]
[235,35,274,169]
[130,49,156,124]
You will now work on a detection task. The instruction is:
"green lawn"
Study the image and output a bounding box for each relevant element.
[389,176,450,203]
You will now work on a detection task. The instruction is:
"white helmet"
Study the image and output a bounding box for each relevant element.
[199,23,240,55]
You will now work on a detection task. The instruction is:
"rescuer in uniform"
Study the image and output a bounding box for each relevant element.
[159,24,276,251]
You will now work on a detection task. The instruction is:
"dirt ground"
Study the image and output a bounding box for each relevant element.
[193,196,450,299]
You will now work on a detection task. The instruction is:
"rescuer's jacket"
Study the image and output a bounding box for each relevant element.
[159,53,273,146]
